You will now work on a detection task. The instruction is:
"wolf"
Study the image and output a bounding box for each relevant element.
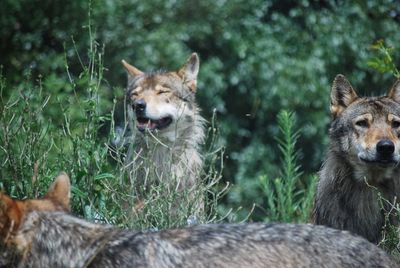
[0,174,397,267]
[121,53,205,218]
[313,74,400,244]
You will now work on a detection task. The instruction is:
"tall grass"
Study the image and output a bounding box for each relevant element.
[0,25,113,220]
[377,191,400,261]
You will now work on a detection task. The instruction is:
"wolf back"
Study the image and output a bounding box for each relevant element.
[9,211,398,268]
[0,174,396,268]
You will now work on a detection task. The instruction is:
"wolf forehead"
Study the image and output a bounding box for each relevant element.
[127,72,192,99]
[341,97,400,117]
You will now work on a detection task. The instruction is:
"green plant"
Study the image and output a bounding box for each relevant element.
[373,191,400,262]
[368,40,400,79]
[259,110,316,223]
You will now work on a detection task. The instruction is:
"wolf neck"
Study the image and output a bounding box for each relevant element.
[16,212,117,267]
[319,149,396,242]
[327,149,397,195]
[352,165,398,186]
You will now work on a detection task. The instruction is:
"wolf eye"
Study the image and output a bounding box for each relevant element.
[392,121,400,128]
[355,120,368,128]
[157,90,170,95]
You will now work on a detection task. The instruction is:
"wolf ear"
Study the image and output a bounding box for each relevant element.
[388,80,400,103]
[330,74,359,117]
[0,193,15,213]
[44,172,71,210]
[122,59,144,83]
[0,193,22,234]
[177,53,200,92]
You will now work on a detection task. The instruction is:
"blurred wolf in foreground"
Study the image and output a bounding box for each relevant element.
[1,174,396,267]
[121,53,205,216]
[314,74,400,243]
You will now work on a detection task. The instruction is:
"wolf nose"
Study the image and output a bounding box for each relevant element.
[135,99,146,112]
[376,140,395,156]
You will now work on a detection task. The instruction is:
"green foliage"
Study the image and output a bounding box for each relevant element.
[0,27,114,220]
[368,40,400,79]
[4,2,400,202]
[259,111,315,223]
[2,2,400,212]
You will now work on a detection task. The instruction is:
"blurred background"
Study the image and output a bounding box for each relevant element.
[1,0,400,221]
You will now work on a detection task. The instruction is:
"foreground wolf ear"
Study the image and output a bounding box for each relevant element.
[330,74,359,117]
[0,193,17,221]
[177,53,200,92]
[0,193,22,240]
[388,80,400,103]
[121,59,144,83]
[0,173,71,241]
[44,172,71,210]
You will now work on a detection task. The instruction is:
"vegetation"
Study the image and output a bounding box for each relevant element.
[1,0,400,256]
[259,111,316,223]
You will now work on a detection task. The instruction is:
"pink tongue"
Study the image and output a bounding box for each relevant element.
[149,121,157,129]
[138,120,157,129]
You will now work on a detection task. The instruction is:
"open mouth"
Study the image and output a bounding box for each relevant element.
[136,116,173,132]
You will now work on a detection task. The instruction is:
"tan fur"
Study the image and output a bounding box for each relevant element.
[0,173,70,246]
[0,174,71,267]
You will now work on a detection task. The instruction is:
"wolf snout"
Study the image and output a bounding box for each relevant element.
[358,139,397,164]
[375,139,397,163]
[376,139,395,157]
[134,99,146,115]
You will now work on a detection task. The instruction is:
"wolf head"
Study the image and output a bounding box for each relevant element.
[122,53,200,140]
[330,74,400,180]
[0,173,70,244]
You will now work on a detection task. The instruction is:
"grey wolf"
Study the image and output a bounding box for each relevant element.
[121,53,205,217]
[313,74,400,243]
[0,173,396,267]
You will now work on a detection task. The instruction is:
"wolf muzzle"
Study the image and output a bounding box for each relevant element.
[134,99,146,116]
[375,139,396,164]
[133,99,173,132]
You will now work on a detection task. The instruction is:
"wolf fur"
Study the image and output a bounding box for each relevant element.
[0,172,71,267]
[121,54,205,216]
[313,74,400,243]
[0,173,397,268]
